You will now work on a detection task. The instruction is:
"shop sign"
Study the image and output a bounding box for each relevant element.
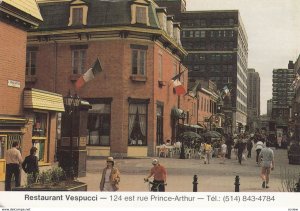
[7,80,21,88]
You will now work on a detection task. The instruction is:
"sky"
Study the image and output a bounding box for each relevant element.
[186,0,300,115]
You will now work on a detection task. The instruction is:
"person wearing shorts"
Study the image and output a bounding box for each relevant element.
[258,144,274,188]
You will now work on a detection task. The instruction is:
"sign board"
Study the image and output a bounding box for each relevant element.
[7,80,21,88]
[79,137,87,147]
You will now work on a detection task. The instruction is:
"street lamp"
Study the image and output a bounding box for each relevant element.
[63,92,81,180]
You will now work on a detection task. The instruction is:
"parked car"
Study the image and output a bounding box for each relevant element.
[287,142,300,165]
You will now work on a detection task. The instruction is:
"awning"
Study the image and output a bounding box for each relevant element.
[0,116,27,133]
[24,88,65,112]
[171,107,186,119]
[190,124,202,129]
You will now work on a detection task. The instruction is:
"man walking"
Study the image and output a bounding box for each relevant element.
[258,144,274,188]
[5,142,23,191]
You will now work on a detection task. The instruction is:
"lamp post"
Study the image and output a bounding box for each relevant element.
[63,92,81,180]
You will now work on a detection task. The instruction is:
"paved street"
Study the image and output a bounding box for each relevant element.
[79,148,300,192]
[1,147,299,192]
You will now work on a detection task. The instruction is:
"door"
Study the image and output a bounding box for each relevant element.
[0,135,7,181]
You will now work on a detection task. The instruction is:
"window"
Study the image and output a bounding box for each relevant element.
[71,49,86,74]
[132,48,147,75]
[72,8,83,25]
[32,112,48,162]
[158,53,163,81]
[156,104,163,145]
[26,51,37,76]
[136,6,147,24]
[87,104,111,146]
[68,1,88,26]
[128,103,148,146]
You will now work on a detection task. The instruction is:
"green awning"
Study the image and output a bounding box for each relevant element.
[171,107,186,119]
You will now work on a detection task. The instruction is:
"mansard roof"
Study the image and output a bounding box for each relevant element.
[36,0,160,30]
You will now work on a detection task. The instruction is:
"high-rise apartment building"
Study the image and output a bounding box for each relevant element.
[272,61,295,127]
[247,68,260,131]
[155,0,248,133]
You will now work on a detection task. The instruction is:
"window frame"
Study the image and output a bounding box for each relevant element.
[26,49,37,76]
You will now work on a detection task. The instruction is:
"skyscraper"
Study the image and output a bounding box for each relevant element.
[247,68,260,131]
[271,61,295,134]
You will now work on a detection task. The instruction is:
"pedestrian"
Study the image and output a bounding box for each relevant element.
[258,144,275,188]
[99,157,120,192]
[144,159,167,192]
[5,141,23,191]
[247,136,254,158]
[220,141,227,164]
[204,139,212,164]
[234,137,245,164]
[225,134,233,159]
[22,147,39,183]
[255,139,265,165]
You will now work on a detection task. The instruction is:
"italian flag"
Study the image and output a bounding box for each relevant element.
[75,58,102,90]
[173,79,186,95]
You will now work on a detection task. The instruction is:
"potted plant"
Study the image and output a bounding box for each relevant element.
[13,166,87,191]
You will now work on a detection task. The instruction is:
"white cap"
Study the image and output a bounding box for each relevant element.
[152,159,159,165]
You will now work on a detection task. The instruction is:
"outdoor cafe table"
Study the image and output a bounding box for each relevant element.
[155,145,175,157]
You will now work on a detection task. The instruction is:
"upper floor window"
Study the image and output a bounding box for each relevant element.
[131,1,150,26]
[68,0,88,26]
[131,44,147,76]
[26,50,37,76]
[72,8,83,25]
[71,45,87,74]
[158,53,163,81]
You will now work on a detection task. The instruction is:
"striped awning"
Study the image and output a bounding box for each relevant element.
[24,88,65,112]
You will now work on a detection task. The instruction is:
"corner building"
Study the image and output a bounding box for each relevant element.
[28,0,189,157]
[155,0,249,133]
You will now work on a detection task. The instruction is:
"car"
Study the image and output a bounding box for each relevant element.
[287,142,300,165]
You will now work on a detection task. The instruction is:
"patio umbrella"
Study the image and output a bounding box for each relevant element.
[179,131,202,139]
[202,131,222,138]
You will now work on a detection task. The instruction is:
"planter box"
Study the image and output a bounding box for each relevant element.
[12,181,87,191]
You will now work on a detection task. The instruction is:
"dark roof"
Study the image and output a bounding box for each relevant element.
[37,0,160,30]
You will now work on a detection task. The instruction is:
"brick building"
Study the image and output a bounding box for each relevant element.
[0,0,64,181]
[28,0,193,157]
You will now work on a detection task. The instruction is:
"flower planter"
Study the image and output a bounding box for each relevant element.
[12,180,87,191]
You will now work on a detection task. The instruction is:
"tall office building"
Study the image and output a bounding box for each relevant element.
[272,61,295,129]
[247,68,260,131]
[267,99,273,117]
[155,0,248,133]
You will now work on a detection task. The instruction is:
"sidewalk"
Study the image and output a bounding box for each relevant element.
[1,148,298,192]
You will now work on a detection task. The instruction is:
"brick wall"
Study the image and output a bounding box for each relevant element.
[0,22,26,116]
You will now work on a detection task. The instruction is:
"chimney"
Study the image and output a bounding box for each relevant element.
[156,7,167,32]
[288,60,294,69]
[173,22,182,45]
[167,15,174,38]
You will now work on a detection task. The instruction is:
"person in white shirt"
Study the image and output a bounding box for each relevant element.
[220,142,227,164]
[5,142,23,191]
[255,140,265,165]
[258,144,275,188]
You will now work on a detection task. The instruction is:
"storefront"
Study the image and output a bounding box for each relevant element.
[0,117,27,181]
[23,88,64,164]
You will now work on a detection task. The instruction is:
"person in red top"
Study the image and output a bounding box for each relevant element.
[144,159,167,192]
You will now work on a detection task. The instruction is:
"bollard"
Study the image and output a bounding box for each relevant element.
[234,175,240,192]
[180,142,185,159]
[193,175,198,192]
